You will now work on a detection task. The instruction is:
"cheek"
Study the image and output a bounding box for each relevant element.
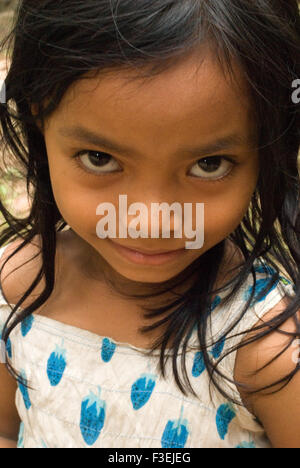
[48,171,122,239]
[203,180,256,244]
[57,190,98,233]
[46,158,96,231]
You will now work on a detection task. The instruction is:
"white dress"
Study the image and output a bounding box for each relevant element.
[0,243,296,448]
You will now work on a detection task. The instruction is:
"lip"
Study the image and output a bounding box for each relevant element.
[108,240,187,266]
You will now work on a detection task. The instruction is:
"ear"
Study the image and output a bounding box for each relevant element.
[31,103,38,115]
[30,103,43,133]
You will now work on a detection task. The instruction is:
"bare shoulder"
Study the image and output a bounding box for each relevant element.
[234,295,300,446]
[0,231,70,308]
[0,235,42,305]
[234,295,297,405]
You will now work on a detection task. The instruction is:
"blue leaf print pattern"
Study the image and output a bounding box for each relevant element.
[18,369,31,410]
[216,403,236,440]
[5,337,12,359]
[47,343,67,386]
[0,325,11,359]
[236,441,256,448]
[21,314,34,337]
[210,295,221,311]
[80,387,106,446]
[243,277,278,306]
[161,406,189,448]
[17,422,24,448]
[255,263,294,288]
[192,351,205,377]
[131,372,156,410]
[210,337,225,359]
[37,439,48,448]
[101,337,116,362]
[254,263,276,276]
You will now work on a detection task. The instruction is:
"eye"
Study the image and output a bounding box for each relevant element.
[189,156,236,181]
[72,150,121,174]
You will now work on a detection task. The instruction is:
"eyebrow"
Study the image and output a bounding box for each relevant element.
[58,125,254,158]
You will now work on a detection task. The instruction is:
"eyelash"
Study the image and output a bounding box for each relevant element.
[190,157,237,184]
[71,151,121,178]
[70,150,238,184]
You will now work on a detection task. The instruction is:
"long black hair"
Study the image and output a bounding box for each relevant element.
[0,0,300,406]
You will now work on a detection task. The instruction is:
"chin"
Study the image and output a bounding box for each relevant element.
[112,265,181,284]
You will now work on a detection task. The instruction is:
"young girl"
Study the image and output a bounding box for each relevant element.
[0,0,299,449]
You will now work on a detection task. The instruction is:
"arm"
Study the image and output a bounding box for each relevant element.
[0,436,17,448]
[0,363,21,447]
[235,297,300,448]
[251,370,300,448]
[0,241,26,448]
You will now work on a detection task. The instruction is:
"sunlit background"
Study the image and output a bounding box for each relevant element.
[0,0,31,230]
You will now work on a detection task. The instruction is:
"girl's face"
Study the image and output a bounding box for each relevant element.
[42,49,259,284]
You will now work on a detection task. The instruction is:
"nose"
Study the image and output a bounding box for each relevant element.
[127,202,183,239]
[118,190,183,240]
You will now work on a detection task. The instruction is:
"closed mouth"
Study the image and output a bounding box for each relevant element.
[107,239,188,266]
[109,240,185,256]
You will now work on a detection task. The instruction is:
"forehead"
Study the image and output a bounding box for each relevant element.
[51,49,254,148]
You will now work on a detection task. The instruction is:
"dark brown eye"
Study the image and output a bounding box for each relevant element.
[189,156,234,180]
[198,157,222,173]
[87,152,112,167]
[76,151,121,173]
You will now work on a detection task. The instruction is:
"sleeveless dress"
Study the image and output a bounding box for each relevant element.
[0,243,296,448]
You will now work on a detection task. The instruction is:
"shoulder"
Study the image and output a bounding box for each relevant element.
[0,231,69,308]
[0,235,44,307]
[234,295,300,448]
